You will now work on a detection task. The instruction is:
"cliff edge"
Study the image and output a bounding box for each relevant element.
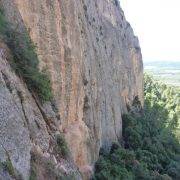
[0,0,143,179]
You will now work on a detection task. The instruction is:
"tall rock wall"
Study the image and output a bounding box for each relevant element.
[0,0,143,179]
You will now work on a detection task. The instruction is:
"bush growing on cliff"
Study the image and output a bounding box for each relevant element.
[94,74,180,180]
[0,9,6,33]
[29,150,73,180]
[0,160,15,178]
[0,9,52,102]
[56,134,69,157]
[0,159,22,179]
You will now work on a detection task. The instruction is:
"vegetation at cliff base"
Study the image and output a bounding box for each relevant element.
[0,9,52,102]
[94,74,180,180]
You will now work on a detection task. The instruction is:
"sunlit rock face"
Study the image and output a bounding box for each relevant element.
[0,0,143,178]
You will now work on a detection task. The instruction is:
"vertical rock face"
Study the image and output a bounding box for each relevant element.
[0,0,143,178]
[0,42,50,179]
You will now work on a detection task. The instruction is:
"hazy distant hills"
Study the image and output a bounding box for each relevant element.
[144,61,180,69]
[144,61,180,86]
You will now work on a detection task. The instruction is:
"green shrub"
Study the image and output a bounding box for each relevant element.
[3,160,15,177]
[29,166,37,180]
[56,134,69,157]
[94,75,180,180]
[31,149,66,180]
[0,9,6,34]
[0,9,52,102]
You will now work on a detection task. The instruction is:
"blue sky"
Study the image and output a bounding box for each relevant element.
[120,0,180,62]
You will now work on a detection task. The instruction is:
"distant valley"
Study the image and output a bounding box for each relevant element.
[144,61,180,86]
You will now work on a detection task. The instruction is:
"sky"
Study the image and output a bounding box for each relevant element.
[120,0,180,62]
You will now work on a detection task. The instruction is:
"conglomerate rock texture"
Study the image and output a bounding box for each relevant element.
[0,0,143,179]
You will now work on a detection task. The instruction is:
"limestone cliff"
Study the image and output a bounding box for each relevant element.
[0,0,143,179]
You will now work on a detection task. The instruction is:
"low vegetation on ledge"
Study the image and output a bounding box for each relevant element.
[94,74,180,180]
[0,9,52,102]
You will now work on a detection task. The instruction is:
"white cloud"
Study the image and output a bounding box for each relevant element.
[120,0,180,62]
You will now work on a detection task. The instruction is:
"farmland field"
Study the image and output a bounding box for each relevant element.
[144,61,180,86]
